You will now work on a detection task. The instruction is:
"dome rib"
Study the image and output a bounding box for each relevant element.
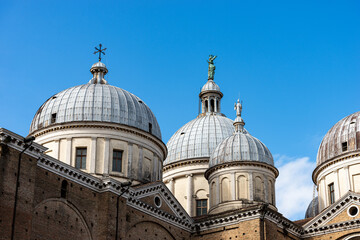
[209,129,274,168]
[317,111,360,166]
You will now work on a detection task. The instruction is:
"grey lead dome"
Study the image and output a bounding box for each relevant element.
[165,115,234,165]
[209,105,274,168]
[209,130,274,167]
[30,62,162,139]
[317,111,360,166]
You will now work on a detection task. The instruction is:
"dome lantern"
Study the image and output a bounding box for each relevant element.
[198,55,224,116]
[89,44,108,84]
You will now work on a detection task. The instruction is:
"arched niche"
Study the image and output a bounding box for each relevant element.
[221,177,231,202]
[237,175,248,199]
[254,176,264,202]
[31,198,92,240]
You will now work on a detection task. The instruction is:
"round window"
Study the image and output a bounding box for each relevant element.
[348,205,359,217]
[154,196,162,208]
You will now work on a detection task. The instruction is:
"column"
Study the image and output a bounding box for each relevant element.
[138,147,143,179]
[214,97,218,113]
[333,170,340,200]
[344,166,351,192]
[89,137,97,173]
[186,174,193,216]
[103,138,110,175]
[127,144,133,177]
[53,140,59,160]
[249,172,254,201]
[169,178,174,193]
[263,175,269,203]
[231,173,236,200]
[65,138,72,165]
[152,153,157,181]
[207,97,210,112]
[321,178,327,208]
[216,176,220,204]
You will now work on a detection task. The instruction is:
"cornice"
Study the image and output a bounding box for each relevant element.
[0,128,47,158]
[163,158,209,172]
[30,122,167,158]
[312,152,360,183]
[205,161,279,179]
[302,192,360,237]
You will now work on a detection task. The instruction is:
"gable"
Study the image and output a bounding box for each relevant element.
[126,181,193,231]
[303,192,360,236]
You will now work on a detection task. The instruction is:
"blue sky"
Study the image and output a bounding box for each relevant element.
[1,1,359,220]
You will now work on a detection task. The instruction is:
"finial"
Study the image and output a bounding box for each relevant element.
[233,99,245,132]
[207,55,217,80]
[94,44,107,62]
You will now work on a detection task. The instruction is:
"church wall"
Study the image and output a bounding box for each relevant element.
[0,144,38,240]
[0,142,191,240]
[191,218,300,240]
[163,161,209,217]
[174,177,187,212]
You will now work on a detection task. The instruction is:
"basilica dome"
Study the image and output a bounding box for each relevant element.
[317,111,360,166]
[29,68,161,139]
[164,114,234,165]
[29,57,166,184]
[209,106,274,168]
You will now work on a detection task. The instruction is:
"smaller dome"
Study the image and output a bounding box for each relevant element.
[201,80,220,93]
[209,131,274,167]
[91,61,106,68]
[305,197,319,218]
[209,101,273,168]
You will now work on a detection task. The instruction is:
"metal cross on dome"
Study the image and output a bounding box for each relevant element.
[94,44,107,61]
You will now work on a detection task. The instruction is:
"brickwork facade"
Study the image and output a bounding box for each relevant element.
[1,131,360,240]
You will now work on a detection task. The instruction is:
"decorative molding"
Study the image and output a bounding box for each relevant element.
[30,122,167,157]
[163,158,209,172]
[313,152,360,183]
[205,161,279,179]
[0,128,47,158]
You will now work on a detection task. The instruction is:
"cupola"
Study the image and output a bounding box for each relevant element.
[205,100,278,214]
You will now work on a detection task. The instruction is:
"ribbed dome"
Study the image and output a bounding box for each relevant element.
[165,115,234,165]
[30,83,162,139]
[317,111,360,166]
[201,80,220,93]
[209,129,274,168]
[305,197,319,219]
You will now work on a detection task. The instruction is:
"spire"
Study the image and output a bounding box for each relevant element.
[89,44,108,84]
[233,99,245,132]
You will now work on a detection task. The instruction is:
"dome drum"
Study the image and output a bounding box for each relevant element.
[207,163,277,214]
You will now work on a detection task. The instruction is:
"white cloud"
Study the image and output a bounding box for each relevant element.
[275,155,316,221]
